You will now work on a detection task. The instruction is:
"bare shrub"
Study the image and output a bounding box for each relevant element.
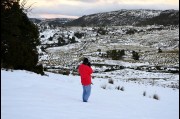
[143,91,146,96]
[108,79,114,84]
[115,86,121,90]
[153,94,159,100]
[63,70,70,75]
[115,86,125,91]
[57,70,70,75]
[101,84,107,89]
[105,76,110,78]
[120,86,124,91]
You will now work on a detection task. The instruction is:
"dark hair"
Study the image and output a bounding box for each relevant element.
[87,62,91,67]
[83,57,91,67]
[83,58,89,64]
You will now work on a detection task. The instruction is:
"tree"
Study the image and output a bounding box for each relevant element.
[132,51,139,60]
[48,36,53,41]
[117,50,125,60]
[69,36,76,43]
[1,0,44,75]
[97,49,101,53]
[74,32,83,39]
[111,50,118,60]
[158,48,162,53]
[97,27,107,35]
[57,37,66,46]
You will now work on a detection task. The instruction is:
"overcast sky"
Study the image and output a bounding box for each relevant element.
[21,0,179,18]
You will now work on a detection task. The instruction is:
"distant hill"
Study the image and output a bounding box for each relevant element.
[66,9,179,26]
[29,18,42,24]
[29,18,75,26]
[66,9,162,26]
[30,9,179,27]
[136,9,179,26]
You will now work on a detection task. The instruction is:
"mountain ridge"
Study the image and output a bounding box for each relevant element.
[66,9,179,26]
[29,9,179,27]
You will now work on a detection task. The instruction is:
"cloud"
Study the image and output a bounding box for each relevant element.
[26,0,179,18]
[68,0,98,3]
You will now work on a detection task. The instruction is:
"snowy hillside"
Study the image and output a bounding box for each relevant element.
[29,9,179,27]
[66,9,179,26]
[1,69,179,119]
[67,9,162,26]
[136,9,179,26]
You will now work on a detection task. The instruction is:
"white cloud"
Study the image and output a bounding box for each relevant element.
[26,0,179,18]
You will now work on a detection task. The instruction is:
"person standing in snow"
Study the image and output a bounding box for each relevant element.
[78,57,93,102]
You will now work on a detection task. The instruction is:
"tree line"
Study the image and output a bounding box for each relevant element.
[99,49,139,60]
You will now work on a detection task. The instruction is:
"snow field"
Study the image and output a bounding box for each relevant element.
[1,70,179,119]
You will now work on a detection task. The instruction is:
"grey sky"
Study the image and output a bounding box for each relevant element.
[24,0,179,18]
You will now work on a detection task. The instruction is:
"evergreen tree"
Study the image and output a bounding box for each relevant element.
[106,50,110,58]
[1,0,44,74]
[158,48,162,53]
[69,36,76,43]
[132,51,139,60]
[112,50,118,60]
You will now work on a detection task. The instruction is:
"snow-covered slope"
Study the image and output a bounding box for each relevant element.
[1,70,179,119]
[67,9,162,26]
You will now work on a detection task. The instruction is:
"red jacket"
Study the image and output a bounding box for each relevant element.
[78,64,93,86]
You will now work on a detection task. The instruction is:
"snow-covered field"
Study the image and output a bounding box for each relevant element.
[1,69,179,119]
